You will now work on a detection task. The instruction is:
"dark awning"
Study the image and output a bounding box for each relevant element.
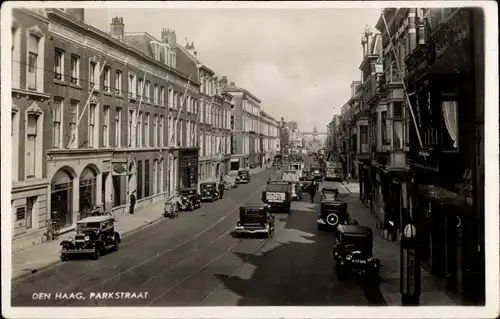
[416,184,471,207]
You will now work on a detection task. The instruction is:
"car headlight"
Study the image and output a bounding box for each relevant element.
[346,255,352,260]
[84,235,90,241]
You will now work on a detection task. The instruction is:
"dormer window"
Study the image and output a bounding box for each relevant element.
[170,52,176,68]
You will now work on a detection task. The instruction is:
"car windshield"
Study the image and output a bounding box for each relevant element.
[203,184,213,188]
[334,168,342,173]
[239,171,248,175]
[342,234,371,251]
[77,222,101,230]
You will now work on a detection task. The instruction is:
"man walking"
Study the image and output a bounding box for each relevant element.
[129,191,136,215]
[218,181,225,199]
[308,181,317,203]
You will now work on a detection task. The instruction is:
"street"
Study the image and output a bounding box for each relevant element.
[11,170,386,307]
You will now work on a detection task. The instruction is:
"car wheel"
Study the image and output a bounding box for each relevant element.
[60,254,69,261]
[189,203,194,211]
[114,235,120,250]
[91,246,101,260]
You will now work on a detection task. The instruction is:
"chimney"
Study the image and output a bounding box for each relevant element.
[161,28,177,49]
[110,17,124,40]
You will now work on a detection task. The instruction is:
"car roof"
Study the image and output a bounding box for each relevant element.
[241,203,267,209]
[77,215,114,224]
[201,181,216,185]
[337,225,372,235]
[321,199,345,204]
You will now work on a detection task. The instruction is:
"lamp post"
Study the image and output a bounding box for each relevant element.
[400,221,421,305]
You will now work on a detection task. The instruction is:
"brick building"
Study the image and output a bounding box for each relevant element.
[178,44,233,183]
[11,9,199,249]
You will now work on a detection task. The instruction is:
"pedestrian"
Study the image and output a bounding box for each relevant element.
[309,182,317,203]
[218,181,225,199]
[129,191,136,215]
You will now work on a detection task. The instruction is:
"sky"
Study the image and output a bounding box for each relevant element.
[86,7,381,133]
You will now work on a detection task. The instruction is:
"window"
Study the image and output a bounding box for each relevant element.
[441,100,458,150]
[168,88,173,107]
[70,55,79,84]
[138,78,144,99]
[145,114,150,146]
[394,101,403,118]
[26,197,36,229]
[115,108,122,147]
[26,114,38,177]
[160,116,164,146]
[145,160,150,198]
[393,121,403,149]
[145,81,150,102]
[115,70,122,95]
[128,110,134,147]
[54,49,64,80]
[89,60,97,89]
[27,34,39,90]
[129,73,137,99]
[52,99,63,148]
[381,111,388,144]
[174,92,178,108]
[153,115,158,146]
[170,52,176,68]
[103,66,111,92]
[69,100,78,146]
[154,85,159,104]
[103,106,110,147]
[137,112,143,147]
[160,86,165,105]
[137,160,143,199]
[360,125,369,153]
[88,104,97,148]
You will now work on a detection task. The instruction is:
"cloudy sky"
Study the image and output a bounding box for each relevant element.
[86,7,381,133]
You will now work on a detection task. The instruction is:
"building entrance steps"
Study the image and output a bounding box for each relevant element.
[11,167,276,281]
[341,182,462,306]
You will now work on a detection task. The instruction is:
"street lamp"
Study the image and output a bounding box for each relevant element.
[400,221,421,305]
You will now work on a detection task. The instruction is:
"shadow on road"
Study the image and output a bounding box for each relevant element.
[212,206,388,306]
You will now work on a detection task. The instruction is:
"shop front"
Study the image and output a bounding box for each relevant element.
[412,183,477,301]
[179,149,199,189]
[357,160,372,207]
[50,167,76,229]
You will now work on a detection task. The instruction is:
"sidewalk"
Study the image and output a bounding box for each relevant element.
[11,199,166,281]
[341,182,462,306]
[12,166,276,281]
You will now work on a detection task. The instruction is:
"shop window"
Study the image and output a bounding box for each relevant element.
[145,160,150,198]
[137,160,143,200]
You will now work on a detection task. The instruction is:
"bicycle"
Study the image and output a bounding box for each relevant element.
[41,219,60,242]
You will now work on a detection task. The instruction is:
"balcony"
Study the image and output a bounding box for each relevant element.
[363,73,387,105]
[386,64,403,86]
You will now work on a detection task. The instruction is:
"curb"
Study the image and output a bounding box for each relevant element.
[12,215,165,282]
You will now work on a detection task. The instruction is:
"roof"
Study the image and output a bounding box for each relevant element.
[223,86,262,104]
[321,199,345,205]
[337,225,372,235]
[77,215,114,224]
[241,203,267,209]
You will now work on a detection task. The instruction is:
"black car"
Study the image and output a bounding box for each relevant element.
[178,188,202,211]
[235,203,275,238]
[320,187,340,201]
[200,182,220,202]
[299,177,313,192]
[317,200,349,231]
[60,215,121,260]
[236,169,251,183]
[333,225,380,283]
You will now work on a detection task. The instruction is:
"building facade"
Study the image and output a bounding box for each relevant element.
[11,9,200,250]
[259,111,280,166]
[11,9,52,243]
[180,43,232,184]
[223,81,262,171]
[337,7,485,304]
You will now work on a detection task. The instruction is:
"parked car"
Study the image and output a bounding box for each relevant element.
[317,200,349,231]
[333,225,380,284]
[236,169,251,184]
[178,187,202,211]
[200,182,220,202]
[320,187,340,201]
[59,215,121,261]
[235,203,275,238]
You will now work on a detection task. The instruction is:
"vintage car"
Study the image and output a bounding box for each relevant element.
[60,215,121,261]
[299,177,313,192]
[235,169,251,184]
[200,182,220,202]
[317,200,349,231]
[235,203,275,238]
[262,180,293,213]
[320,187,340,201]
[333,225,380,283]
[178,188,202,211]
